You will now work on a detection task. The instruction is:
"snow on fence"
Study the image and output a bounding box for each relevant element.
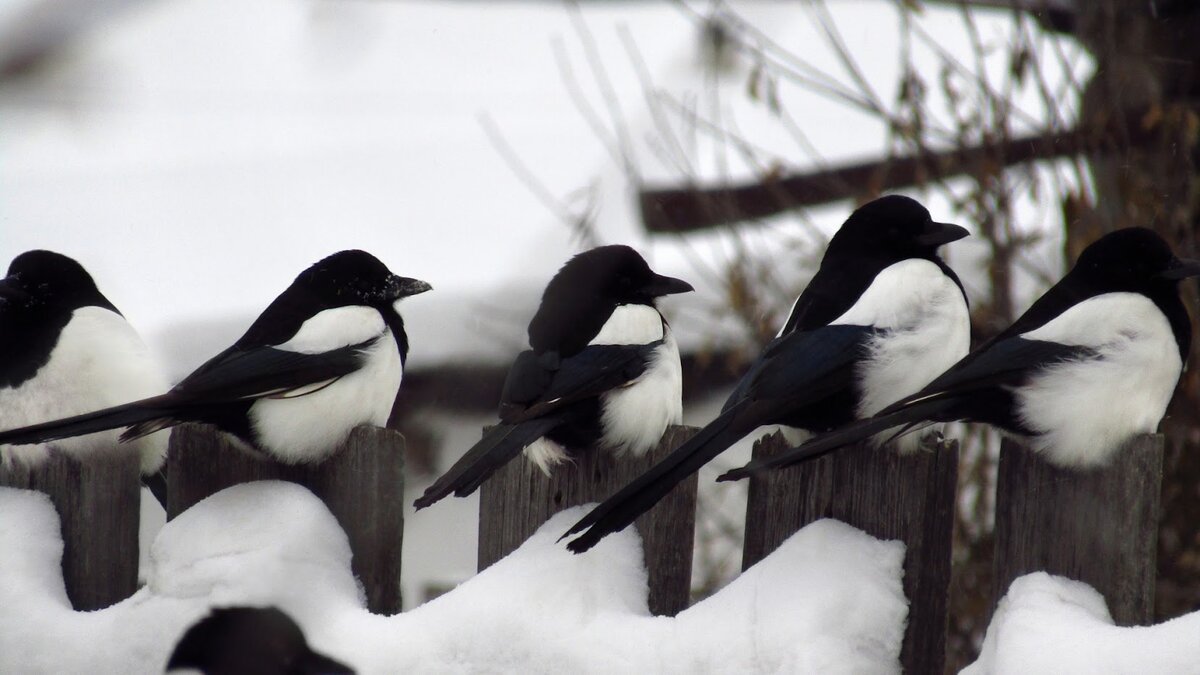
[742,433,960,675]
[478,425,698,616]
[0,448,140,610]
[0,425,1169,672]
[167,424,407,615]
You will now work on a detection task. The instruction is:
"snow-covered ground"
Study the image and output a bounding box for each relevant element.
[0,482,909,674]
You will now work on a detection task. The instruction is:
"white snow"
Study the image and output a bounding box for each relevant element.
[964,573,1200,675]
[0,481,909,674]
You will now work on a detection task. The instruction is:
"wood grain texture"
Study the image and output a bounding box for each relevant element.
[477,425,698,616]
[0,447,140,611]
[167,424,406,615]
[741,432,959,675]
[992,434,1162,626]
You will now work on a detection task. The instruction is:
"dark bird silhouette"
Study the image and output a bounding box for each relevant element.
[414,244,693,509]
[0,250,429,466]
[721,226,1200,481]
[564,195,970,552]
[166,606,353,674]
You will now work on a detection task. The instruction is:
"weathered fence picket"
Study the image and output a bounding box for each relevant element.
[992,433,1162,625]
[0,447,140,611]
[167,423,406,615]
[477,425,699,616]
[741,432,959,675]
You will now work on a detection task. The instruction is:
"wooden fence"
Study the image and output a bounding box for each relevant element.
[1,425,1165,672]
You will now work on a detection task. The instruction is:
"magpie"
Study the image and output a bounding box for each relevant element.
[166,606,353,674]
[720,226,1200,480]
[0,250,430,465]
[563,195,970,552]
[413,244,693,509]
[0,250,170,483]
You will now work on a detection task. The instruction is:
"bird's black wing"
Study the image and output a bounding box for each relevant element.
[719,336,1096,480]
[563,324,878,553]
[170,338,378,404]
[0,338,377,449]
[499,341,660,424]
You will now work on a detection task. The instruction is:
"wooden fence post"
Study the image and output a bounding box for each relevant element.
[477,425,698,617]
[167,424,406,615]
[741,432,959,675]
[0,447,140,610]
[992,433,1162,625]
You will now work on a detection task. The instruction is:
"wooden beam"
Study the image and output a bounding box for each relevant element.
[639,115,1165,233]
[741,432,959,675]
[167,424,407,615]
[0,447,140,611]
[992,434,1162,625]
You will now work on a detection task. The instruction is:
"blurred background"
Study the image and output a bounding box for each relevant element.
[1,0,1196,670]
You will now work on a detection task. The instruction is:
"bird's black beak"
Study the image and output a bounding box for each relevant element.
[1159,257,1200,281]
[0,276,30,303]
[642,273,694,297]
[916,221,970,247]
[390,275,433,299]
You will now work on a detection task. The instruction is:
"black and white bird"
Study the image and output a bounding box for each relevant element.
[166,606,353,674]
[0,250,170,478]
[563,195,970,552]
[413,244,693,509]
[0,250,430,465]
[720,226,1200,481]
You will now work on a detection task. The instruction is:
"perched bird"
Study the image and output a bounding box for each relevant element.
[564,195,970,552]
[0,250,430,465]
[721,226,1200,480]
[0,250,170,482]
[414,244,693,509]
[166,606,353,674]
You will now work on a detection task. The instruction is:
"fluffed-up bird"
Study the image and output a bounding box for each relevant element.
[720,226,1200,481]
[0,250,430,465]
[0,250,171,492]
[414,244,693,509]
[564,195,970,552]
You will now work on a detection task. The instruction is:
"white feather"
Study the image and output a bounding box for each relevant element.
[1016,292,1181,468]
[0,307,170,473]
[524,437,570,476]
[832,259,971,453]
[248,306,402,463]
[588,304,665,345]
[599,324,683,457]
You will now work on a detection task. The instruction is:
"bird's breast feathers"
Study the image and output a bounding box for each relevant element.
[599,325,683,456]
[830,259,971,445]
[249,305,402,463]
[1017,292,1182,467]
[588,304,666,346]
[0,306,169,470]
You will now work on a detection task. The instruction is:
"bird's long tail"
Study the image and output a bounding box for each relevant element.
[413,416,564,509]
[0,395,176,449]
[716,398,950,482]
[562,403,750,553]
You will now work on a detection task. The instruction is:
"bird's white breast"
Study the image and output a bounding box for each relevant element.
[832,259,971,452]
[0,307,170,472]
[588,304,666,346]
[598,310,683,457]
[1016,292,1181,467]
[248,306,402,463]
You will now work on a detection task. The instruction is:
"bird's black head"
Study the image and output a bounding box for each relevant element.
[295,250,431,310]
[527,244,693,354]
[825,195,969,263]
[0,250,118,314]
[1072,227,1200,292]
[166,606,354,675]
